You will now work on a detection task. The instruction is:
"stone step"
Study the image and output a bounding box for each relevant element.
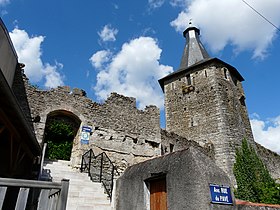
[69,185,106,193]
[66,203,112,210]
[50,174,91,181]
[44,159,71,164]
[68,191,109,199]
[67,196,110,204]
[43,159,112,210]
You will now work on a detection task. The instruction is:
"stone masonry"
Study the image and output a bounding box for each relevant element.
[12,25,280,184]
[161,60,254,183]
[159,26,257,184]
[19,72,161,171]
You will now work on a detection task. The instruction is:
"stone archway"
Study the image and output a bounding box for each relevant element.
[43,110,81,161]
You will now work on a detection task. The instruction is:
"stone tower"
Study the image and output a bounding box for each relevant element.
[159,25,254,182]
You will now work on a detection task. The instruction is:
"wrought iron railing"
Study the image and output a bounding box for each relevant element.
[80,149,119,200]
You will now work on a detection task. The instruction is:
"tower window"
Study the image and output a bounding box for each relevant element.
[223,67,228,79]
[170,144,174,152]
[205,70,207,77]
[239,95,246,106]
[186,74,191,85]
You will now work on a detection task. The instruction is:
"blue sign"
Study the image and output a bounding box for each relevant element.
[82,126,92,133]
[209,184,233,205]
[80,126,92,144]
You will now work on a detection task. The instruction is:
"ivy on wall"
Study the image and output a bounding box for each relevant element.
[44,120,75,160]
[233,139,280,204]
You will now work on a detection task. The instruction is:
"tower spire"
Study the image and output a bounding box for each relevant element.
[179,22,210,69]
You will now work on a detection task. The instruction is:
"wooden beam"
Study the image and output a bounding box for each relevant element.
[0,109,35,159]
[0,124,5,134]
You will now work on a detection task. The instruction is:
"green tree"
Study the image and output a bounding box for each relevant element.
[44,120,74,160]
[234,139,280,204]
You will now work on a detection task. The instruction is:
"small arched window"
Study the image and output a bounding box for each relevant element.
[186,74,191,85]
[223,67,228,79]
[239,95,246,106]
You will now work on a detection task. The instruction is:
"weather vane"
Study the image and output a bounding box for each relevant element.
[189,19,193,26]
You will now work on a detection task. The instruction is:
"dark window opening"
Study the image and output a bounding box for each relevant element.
[186,74,191,85]
[239,95,246,106]
[145,140,159,148]
[223,68,228,79]
[205,70,207,77]
[170,144,174,152]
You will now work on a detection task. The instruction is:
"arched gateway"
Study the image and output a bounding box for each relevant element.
[43,110,81,160]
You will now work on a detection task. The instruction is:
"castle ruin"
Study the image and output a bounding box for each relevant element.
[12,25,280,184]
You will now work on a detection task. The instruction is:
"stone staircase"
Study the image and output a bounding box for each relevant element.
[43,160,112,210]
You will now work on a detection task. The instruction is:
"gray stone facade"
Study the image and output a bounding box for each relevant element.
[256,143,280,181]
[12,25,280,186]
[18,73,161,170]
[15,62,280,182]
[115,147,235,210]
[161,59,254,183]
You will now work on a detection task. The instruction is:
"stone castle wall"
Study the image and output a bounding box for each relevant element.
[256,143,280,181]
[18,71,161,169]
[13,69,280,181]
[160,129,214,159]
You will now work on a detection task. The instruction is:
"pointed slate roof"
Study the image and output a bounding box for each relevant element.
[179,26,210,69]
[158,24,244,91]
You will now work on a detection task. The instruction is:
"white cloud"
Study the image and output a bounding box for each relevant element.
[89,50,111,69]
[250,114,280,154]
[0,0,9,6]
[148,0,165,9]
[9,28,64,88]
[91,36,173,109]
[98,25,118,42]
[170,0,280,59]
[44,62,64,88]
[169,0,188,7]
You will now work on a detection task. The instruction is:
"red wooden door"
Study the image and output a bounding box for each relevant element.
[150,178,167,210]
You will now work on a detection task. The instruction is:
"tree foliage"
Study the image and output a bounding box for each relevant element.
[44,120,74,160]
[233,139,280,204]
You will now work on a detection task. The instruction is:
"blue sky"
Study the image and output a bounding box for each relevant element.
[1,0,280,153]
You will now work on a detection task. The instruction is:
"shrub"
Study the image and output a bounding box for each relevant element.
[234,139,280,204]
[44,120,74,160]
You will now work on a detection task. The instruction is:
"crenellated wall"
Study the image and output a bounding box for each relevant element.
[13,68,280,182]
[17,71,161,169]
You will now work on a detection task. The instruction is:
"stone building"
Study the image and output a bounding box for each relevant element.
[115,147,233,210]
[14,24,280,183]
[159,25,254,183]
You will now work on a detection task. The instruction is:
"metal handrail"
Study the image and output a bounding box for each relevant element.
[0,178,69,210]
[80,149,119,200]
